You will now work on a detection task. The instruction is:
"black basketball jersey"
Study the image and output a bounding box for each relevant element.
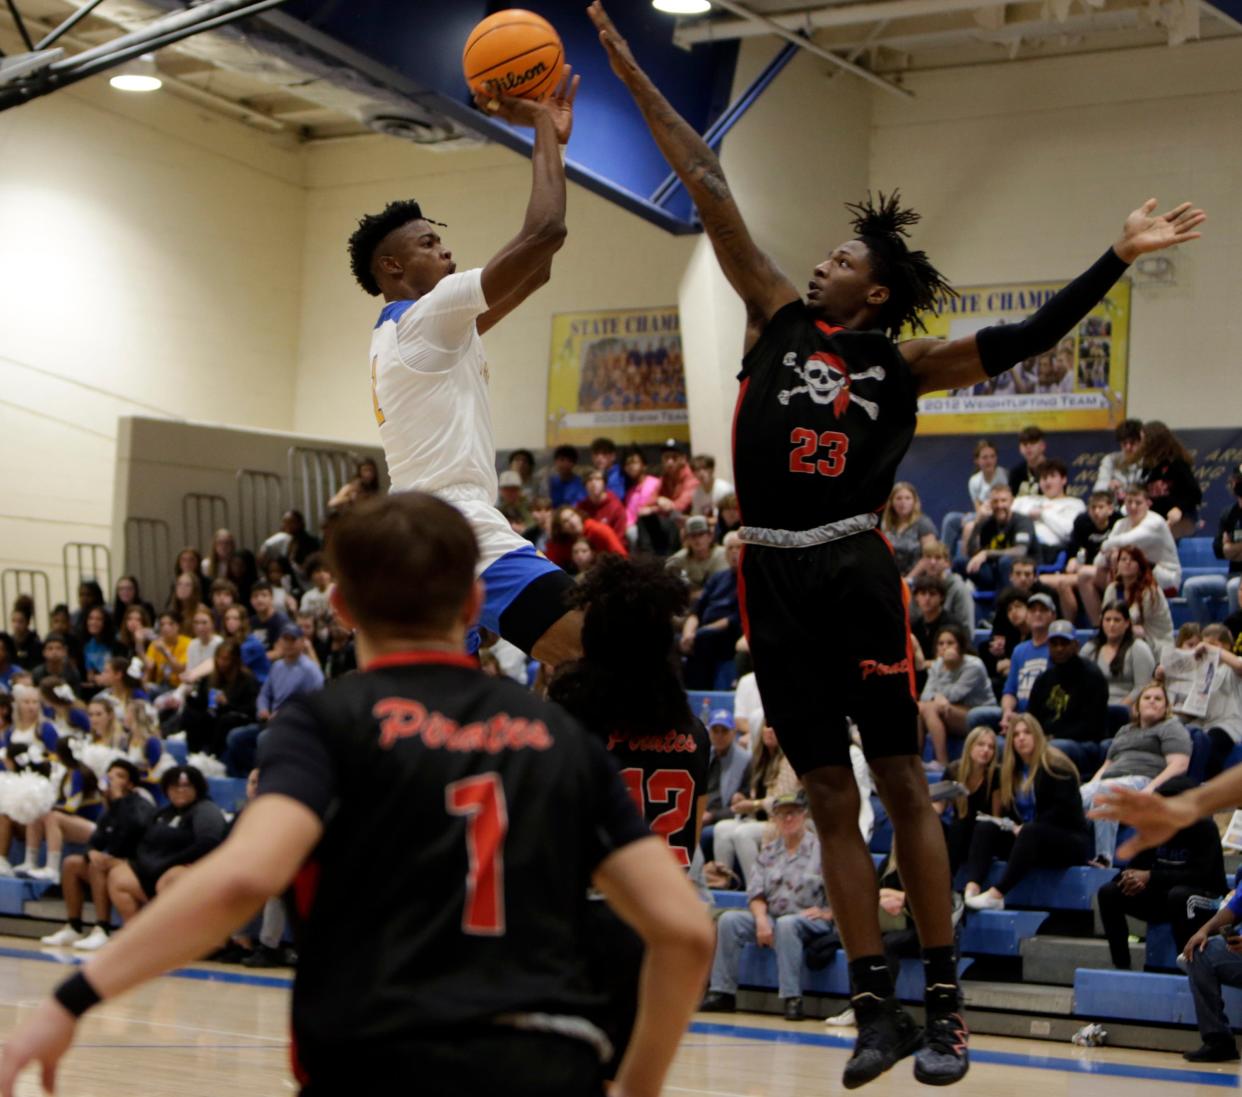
[255,651,647,1075]
[602,718,709,869]
[734,300,918,530]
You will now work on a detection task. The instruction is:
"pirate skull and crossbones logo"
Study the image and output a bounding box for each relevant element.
[778,351,886,420]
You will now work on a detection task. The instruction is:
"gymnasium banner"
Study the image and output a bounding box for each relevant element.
[545,306,688,447]
[907,279,1131,435]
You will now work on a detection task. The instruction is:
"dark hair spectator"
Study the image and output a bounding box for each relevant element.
[1080,605,1154,707]
[226,548,260,604]
[203,529,238,582]
[1140,420,1202,539]
[110,576,154,640]
[1104,545,1174,654]
[918,625,996,767]
[546,506,627,573]
[936,726,998,873]
[8,597,40,669]
[166,570,207,638]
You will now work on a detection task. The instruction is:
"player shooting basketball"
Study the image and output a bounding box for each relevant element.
[587,0,1205,1086]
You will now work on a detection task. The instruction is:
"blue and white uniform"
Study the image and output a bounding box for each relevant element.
[369,269,570,653]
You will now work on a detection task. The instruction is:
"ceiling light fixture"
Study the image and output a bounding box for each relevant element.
[653,0,712,14]
[109,53,162,92]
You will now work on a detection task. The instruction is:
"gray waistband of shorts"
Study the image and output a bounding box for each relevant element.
[737,511,879,549]
[492,1012,615,1063]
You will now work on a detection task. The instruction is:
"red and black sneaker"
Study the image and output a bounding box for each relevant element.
[842,995,923,1090]
[914,986,969,1086]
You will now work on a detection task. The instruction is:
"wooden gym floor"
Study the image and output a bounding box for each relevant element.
[0,936,1235,1095]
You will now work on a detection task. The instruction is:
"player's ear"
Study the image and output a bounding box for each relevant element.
[328,584,357,631]
[866,283,890,306]
[375,253,403,280]
[463,579,485,630]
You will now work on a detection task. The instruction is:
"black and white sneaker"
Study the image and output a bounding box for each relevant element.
[842,995,923,1090]
[914,987,969,1086]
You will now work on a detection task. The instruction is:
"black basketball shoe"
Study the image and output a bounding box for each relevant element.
[914,985,969,1085]
[842,994,923,1090]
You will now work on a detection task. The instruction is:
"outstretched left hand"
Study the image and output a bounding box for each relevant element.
[0,997,77,1097]
[1114,198,1206,263]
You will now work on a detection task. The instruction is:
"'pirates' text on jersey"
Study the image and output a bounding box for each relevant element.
[734,300,918,529]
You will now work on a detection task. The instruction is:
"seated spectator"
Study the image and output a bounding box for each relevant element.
[666,515,728,593]
[1041,490,1119,621]
[570,538,597,577]
[1140,420,1202,541]
[708,725,798,888]
[260,510,321,577]
[31,633,82,693]
[85,696,125,751]
[80,605,119,694]
[144,613,190,695]
[47,605,80,670]
[993,558,1055,631]
[1180,879,1242,1061]
[1096,776,1225,970]
[909,542,974,632]
[1189,624,1242,779]
[507,447,538,499]
[545,506,627,572]
[937,726,998,873]
[1081,606,1156,709]
[122,700,170,786]
[182,608,223,684]
[202,528,237,584]
[919,626,996,767]
[323,616,357,681]
[1008,425,1047,498]
[910,577,950,662]
[589,436,626,500]
[105,765,227,926]
[95,656,147,711]
[1028,620,1110,775]
[1011,459,1085,564]
[882,481,937,578]
[941,439,1007,560]
[226,548,259,604]
[183,639,258,759]
[656,439,698,518]
[69,580,105,640]
[116,605,154,663]
[546,444,586,508]
[248,580,291,653]
[0,633,18,693]
[166,571,205,639]
[22,740,105,881]
[264,555,303,617]
[1079,485,1181,624]
[40,758,154,952]
[715,493,742,544]
[969,592,1055,734]
[298,555,333,624]
[223,605,270,684]
[963,484,1037,592]
[963,714,1088,911]
[577,469,629,539]
[1103,545,1174,655]
[699,792,833,1022]
[222,625,323,777]
[680,534,742,690]
[2,683,57,769]
[170,547,208,605]
[621,446,661,536]
[110,575,155,637]
[326,457,382,511]
[690,454,734,518]
[520,495,553,553]
[696,709,753,871]
[980,593,1029,698]
[1094,419,1146,502]
[1184,465,1242,625]
[496,470,532,527]
[1080,682,1191,867]
[8,596,40,669]
[39,677,89,740]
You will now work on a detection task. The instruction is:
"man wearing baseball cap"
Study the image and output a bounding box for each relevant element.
[698,709,753,869]
[1028,620,1110,773]
[968,592,1056,733]
[666,515,728,591]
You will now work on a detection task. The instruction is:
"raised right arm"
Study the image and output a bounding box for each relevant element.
[588,2,799,351]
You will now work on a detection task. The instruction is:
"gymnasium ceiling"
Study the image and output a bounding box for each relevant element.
[2,0,1239,232]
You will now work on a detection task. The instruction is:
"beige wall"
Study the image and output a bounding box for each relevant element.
[292,135,696,450]
[869,37,1242,427]
[0,76,306,604]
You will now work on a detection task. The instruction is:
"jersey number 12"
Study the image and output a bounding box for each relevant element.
[446,773,508,936]
[620,768,696,868]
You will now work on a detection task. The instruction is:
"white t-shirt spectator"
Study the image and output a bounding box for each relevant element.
[968,467,1008,509]
[1012,493,1085,550]
[1096,512,1182,589]
[734,672,764,738]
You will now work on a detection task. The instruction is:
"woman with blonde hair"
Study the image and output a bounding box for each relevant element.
[936,726,999,873]
[962,714,1089,910]
[880,481,937,577]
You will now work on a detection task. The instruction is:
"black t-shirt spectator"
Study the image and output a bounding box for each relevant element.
[1027,656,1110,745]
[1144,459,1202,519]
[912,612,947,661]
[1127,816,1226,896]
[1213,503,1242,576]
[90,793,156,858]
[968,512,1037,558]
[250,611,291,649]
[132,799,227,891]
[1009,460,1041,498]
[10,630,40,669]
[1066,510,1119,563]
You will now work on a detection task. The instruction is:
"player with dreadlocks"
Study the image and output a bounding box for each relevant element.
[588,2,1205,1088]
[345,68,583,665]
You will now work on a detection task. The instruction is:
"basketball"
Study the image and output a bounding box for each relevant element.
[462,9,564,102]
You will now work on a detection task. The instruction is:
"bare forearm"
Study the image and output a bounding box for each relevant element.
[1187,767,1242,819]
[524,113,566,233]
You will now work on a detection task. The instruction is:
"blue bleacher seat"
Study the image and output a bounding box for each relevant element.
[1039,552,1067,575]
[955,864,1114,910]
[868,796,892,854]
[959,909,1049,957]
[1074,968,1242,1030]
[165,739,188,765]
[0,877,54,915]
[1144,922,1182,971]
[687,691,735,719]
[207,776,248,812]
[736,944,971,1002]
[1178,538,1219,569]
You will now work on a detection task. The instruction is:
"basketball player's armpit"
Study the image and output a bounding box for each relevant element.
[975,247,1129,377]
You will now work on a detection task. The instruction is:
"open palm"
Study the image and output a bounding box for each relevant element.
[1117,198,1206,260]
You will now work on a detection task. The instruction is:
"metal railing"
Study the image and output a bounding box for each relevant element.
[236,469,284,553]
[1,569,53,633]
[124,517,172,606]
[182,493,229,555]
[62,542,112,607]
[287,446,357,536]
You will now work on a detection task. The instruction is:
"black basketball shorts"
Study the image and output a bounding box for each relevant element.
[739,529,919,775]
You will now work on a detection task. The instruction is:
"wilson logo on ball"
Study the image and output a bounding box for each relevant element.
[462,8,564,102]
[481,60,548,96]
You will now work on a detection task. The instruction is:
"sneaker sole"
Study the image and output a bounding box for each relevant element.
[914,1052,970,1086]
[842,1029,925,1090]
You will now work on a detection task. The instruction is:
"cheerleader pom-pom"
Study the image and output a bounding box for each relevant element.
[2,773,58,825]
[187,752,226,778]
[148,751,177,783]
[78,743,124,784]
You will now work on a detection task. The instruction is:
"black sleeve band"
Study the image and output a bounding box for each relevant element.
[975,247,1129,378]
[54,972,102,1017]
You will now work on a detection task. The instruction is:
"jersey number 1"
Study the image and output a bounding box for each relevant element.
[446,773,508,936]
[789,428,848,477]
[620,768,696,868]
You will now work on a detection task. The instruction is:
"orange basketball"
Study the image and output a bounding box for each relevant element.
[462,9,564,102]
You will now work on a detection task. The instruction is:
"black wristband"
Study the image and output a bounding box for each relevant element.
[53,971,102,1017]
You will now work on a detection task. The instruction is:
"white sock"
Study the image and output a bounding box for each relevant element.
[46,851,61,873]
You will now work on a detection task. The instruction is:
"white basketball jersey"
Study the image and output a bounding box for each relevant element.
[369,268,497,504]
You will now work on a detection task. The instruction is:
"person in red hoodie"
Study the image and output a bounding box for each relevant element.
[546,507,627,572]
[578,469,629,540]
[658,439,699,516]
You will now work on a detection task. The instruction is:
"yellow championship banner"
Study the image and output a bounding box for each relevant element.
[907,278,1131,435]
[546,306,688,446]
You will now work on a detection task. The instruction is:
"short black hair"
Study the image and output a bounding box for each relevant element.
[250,580,273,595]
[1115,418,1143,444]
[845,191,955,338]
[347,200,433,297]
[589,437,616,456]
[107,758,142,787]
[1040,458,1069,479]
[160,764,209,800]
[553,444,578,462]
[1018,425,1045,443]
